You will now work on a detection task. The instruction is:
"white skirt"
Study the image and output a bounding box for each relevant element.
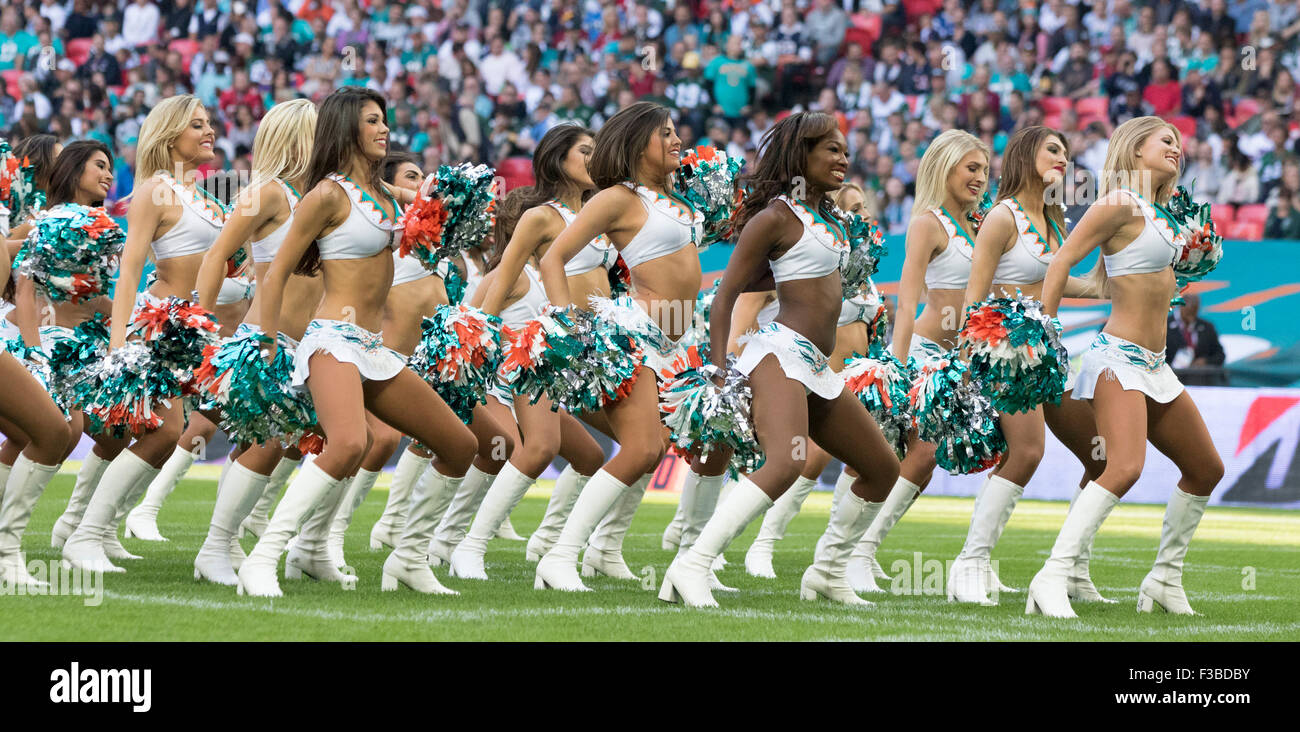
[1071,332,1184,404]
[217,276,256,305]
[590,295,693,379]
[908,333,945,362]
[291,319,406,387]
[39,325,75,355]
[734,322,844,400]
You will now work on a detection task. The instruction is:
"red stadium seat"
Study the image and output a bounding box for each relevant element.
[1210,204,1235,233]
[1225,220,1264,240]
[1236,204,1268,226]
[497,156,534,190]
[1233,98,1261,125]
[1039,96,1073,115]
[169,38,200,73]
[902,0,943,20]
[1075,96,1107,118]
[844,27,877,55]
[1043,112,1063,129]
[1167,115,1196,140]
[1,70,20,99]
[66,37,94,67]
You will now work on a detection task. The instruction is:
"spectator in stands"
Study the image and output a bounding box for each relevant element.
[1266,186,1300,238]
[1182,139,1224,202]
[121,0,160,48]
[704,35,756,130]
[1142,59,1182,117]
[1167,294,1225,372]
[0,8,38,71]
[1219,147,1262,205]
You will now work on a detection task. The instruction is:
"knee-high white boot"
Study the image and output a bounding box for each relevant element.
[428,464,494,565]
[237,461,343,597]
[948,474,1023,605]
[536,469,632,591]
[672,470,735,591]
[582,472,650,580]
[239,456,296,539]
[829,468,851,519]
[328,468,377,569]
[124,445,194,541]
[382,467,462,594]
[746,475,817,579]
[105,471,153,561]
[1026,481,1119,618]
[51,452,109,549]
[285,469,356,584]
[370,447,426,550]
[195,461,269,585]
[660,478,773,607]
[1067,485,1115,603]
[0,455,61,588]
[450,461,534,579]
[801,489,884,606]
[495,515,527,541]
[1137,487,1209,615]
[526,465,588,562]
[661,482,688,551]
[847,474,916,592]
[62,450,156,572]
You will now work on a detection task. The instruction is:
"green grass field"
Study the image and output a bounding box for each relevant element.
[3,465,1298,641]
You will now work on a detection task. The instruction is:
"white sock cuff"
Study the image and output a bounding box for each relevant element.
[734,476,775,510]
[167,444,197,466]
[694,472,725,490]
[116,449,155,473]
[500,460,534,484]
[354,468,380,486]
[83,451,108,470]
[593,468,631,493]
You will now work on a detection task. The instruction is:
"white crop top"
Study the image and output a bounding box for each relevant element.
[770,196,850,283]
[924,208,974,290]
[391,250,430,287]
[462,255,484,302]
[618,183,703,268]
[1103,189,1183,277]
[549,200,618,276]
[499,264,550,328]
[993,198,1062,286]
[251,179,301,264]
[316,175,403,261]
[838,291,880,327]
[151,174,225,261]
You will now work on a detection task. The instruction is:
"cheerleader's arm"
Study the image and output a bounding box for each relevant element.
[890,213,942,362]
[195,181,271,310]
[963,203,1014,312]
[1042,194,1126,316]
[538,186,625,309]
[109,178,166,349]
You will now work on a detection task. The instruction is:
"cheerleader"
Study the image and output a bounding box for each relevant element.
[240,87,476,597]
[1029,116,1222,617]
[657,111,900,608]
[447,127,610,580]
[533,102,712,592]
[62,95,227,572]
[187,98,321,585]
[842,130,990,593]
[948,125,1107,604]
[2,133,60,245]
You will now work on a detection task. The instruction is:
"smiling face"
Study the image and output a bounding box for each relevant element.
[640,118,682,177]
[357,100,389,161]
[1135,124,1181,180]
[1035,133,1069,186]
[173,106,216,165]
[563,133,596,190]
[947,149,989,207]
[78,150,114,202]
[807,130,850,191]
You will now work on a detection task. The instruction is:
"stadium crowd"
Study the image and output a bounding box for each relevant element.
[2,0,1299,238]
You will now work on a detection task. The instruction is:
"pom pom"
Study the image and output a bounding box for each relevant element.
[1164,184,1223,306]
[64,342,180,436]
[435,258,467,305]
[674,146,745,247]
[658,350,762,473]
[407,304,504,423]
[129,296,220,389]
[13,204,125,303]
[296,432,325,455]
[192,326,318,446]
[396,195,449,269]
[958,293,1068,414]
[908,354,1006,475]
[861,280,890,357]
[833,210,887,298]
[498,307,644,413]
[48,313,110,395]
[968,190,994,230]
[225,245,249,278]
[841,351,915,460]
[3,337,67,416]
[0,139,42,229]
[397,163,496,272]
[607,253,631,297]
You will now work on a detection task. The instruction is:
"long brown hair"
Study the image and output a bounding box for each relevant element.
[47,140,113,207]
[733,111,840,233]
[295,87,389,275]
[589,101,672,191]
[12,134,59,192]
[488,187,534,272]
[996,125,1068,239]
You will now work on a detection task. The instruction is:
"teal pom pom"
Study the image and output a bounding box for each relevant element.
[498,307,643,413]
[193,325,317,446]
[909,353,1006,475]
[407,304,503,423]
[659,355,762,473]
[958,293,1068,414]
[64,342,180,437]
[434,162,497,255]
[0,138,42,228]
[842,351,915,460]
[832,209,887,298]
[673,146,744,248]
[129,296,220,390]
[1163,183,1223,306]
[435,259,468,305]
[13,204,125,303]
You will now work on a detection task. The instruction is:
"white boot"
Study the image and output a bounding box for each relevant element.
[62,450,156,573]
[660,478,772,607]
[240,457,295,539]
[0,455,60,589]
[124,445,194,541]
[195,461,269,585]
[746,474,817,579]
[1026,481,1119,618]
[1137,487,1209,616]
[237,461,343,597]
[51,452,109,548]
[382,467,461,595]
[370,447,425,550]
[800,490,883,606]
[1066,485,1115,603]
[495,515,527,541]
[673,470,735,591]
[535,469,630,591]
[526,466,587,562]
[713,479,734,569]
[661,486,687,551]
[285,470,356,584]
[847,475,915,592]
[829,468,852,520]
[0,461,9,504]
[105,471,153,561]
[948,475,1022,605]
[450,461,534,579]
[428,464,493,566]
[582,472,649,580]
[328,468,377,569]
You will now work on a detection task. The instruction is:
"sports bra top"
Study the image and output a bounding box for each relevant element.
[391,249,430,287]
[755,296,780,328]
[150,173,226,261]
[1103,189,1184,277]
[923,207,974,290]
[316,174,403,261]
[838,291,881,327]
[618,182,703,269]
[548,200,618,276]
[499,264,550,328]
[993,197,1063,285]
[770,196,850,284]
[251,179,302,263]
[462,255,484,302]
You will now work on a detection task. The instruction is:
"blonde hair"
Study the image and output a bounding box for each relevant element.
[832,182,866,210]
[247,99,317,195]
[134,95,206,191]
[1085,116,1183,295]
[912,129,990,221]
